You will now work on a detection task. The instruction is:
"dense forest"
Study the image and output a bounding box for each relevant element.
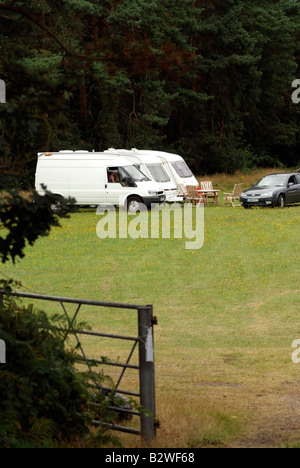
[1,0,300,186]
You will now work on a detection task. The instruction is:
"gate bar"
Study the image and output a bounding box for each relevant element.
[88,359,139,369]
[53,327,139,342]
[92,420,141,436]
[97,386,140,398]
[4,290,145,310]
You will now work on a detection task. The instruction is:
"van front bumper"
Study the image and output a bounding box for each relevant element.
[143,195,166,207]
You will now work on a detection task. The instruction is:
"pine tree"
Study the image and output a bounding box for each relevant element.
[1,0,300,175]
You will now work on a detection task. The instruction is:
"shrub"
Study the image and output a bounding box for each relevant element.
[0,288,108,448]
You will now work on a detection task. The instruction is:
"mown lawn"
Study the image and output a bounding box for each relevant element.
[2,170,300,448]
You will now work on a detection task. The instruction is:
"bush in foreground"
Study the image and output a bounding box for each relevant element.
[0,290,113,448]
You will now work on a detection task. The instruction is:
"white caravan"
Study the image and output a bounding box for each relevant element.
[35,150,165,212]
[143,150,199,191]
[104,148,181,201]
[106,149,198,195]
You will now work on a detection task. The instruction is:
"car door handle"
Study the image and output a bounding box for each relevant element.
[105,184,107,188]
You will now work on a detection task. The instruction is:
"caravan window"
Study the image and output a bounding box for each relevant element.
[147,164,170,183]
[171,161,193,178]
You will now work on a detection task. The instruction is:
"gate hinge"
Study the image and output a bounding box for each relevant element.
[152,315,158,325]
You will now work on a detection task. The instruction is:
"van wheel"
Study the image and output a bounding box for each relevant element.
[50,196,64,214]
[50,201,62,213]
[127,197,143,213]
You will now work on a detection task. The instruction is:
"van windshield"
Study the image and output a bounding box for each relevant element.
[146,164,171,183]
[171,161,193,178]
[122,165,150,182]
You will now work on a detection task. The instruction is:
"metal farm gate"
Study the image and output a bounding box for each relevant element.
[1,290,157,444]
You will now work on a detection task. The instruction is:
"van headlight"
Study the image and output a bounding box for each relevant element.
[240,192,247,198]
[148,190,158,195]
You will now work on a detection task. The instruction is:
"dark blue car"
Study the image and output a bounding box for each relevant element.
[240,173,300,208]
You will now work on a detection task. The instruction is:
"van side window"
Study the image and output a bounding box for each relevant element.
[107,166,138,187]
[107,168,121,183]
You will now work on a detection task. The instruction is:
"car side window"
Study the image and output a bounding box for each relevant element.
[288,176,296,185]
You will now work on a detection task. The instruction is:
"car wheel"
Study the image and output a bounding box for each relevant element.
[277,194,285,208]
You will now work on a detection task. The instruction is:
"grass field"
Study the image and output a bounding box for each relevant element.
[2,168,300,448]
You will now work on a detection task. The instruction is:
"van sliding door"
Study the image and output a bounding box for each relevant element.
[69,164,107,204]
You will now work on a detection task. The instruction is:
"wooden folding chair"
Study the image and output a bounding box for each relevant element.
[186,185,203,206]
[200,181,220,206]
[178,184,188,199]
[223,183,244,207]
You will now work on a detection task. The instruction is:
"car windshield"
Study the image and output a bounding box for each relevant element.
[146,164,171,183]
[122,165,150,182]
[171,161,193,178]
[254,174,288,188]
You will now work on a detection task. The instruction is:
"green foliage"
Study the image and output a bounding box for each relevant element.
[0,187,76,264]
[0,288,96,448]
[0,280,129,448]
[0,175,116,447]
[1,0,300,174]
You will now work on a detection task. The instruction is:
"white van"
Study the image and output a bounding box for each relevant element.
[106,149,198,195]
[104,148,181,201]
[35,150,165,212]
